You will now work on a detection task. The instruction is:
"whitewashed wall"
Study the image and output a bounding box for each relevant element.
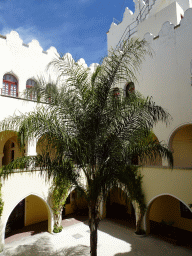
[107,0,192,233]
[108,1,192,146]
[0,30,98,252]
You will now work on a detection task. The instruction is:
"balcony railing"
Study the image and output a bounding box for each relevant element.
[0,88,37,101]
[1,87,18,98]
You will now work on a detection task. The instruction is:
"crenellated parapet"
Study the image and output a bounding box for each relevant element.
[0,31,98,100]
[108,0,157,51]
[108,0,192,51]
[134,7,192,142]
[143,8,192,43]
[0,31,58,57]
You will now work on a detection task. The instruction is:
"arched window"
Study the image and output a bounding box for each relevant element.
[113,87,120,98]
[26,79,36,100]
[125,82,135,97]
[2,74,18,97]
[2,139,16,166]
[45,83,58,103]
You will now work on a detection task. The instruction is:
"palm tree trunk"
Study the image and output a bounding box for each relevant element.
[89,205,100,256]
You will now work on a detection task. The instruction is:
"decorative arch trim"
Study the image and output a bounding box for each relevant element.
[107,186,136,214]
[2,71,19,82]
[2,192,53,243]
[2,72,19,97]
[168,122,192,152]
[144,193,192,231]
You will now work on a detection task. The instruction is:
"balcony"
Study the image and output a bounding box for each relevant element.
[0,88,37,101]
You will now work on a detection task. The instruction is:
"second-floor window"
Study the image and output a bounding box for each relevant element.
[2,74,18,97]
[26,79,36,100]
[125,82,135,97]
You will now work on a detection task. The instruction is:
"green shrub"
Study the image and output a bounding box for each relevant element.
[53,225,63,233]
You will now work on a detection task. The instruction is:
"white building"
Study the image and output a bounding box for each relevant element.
[0,0,192,251]
[0,31,98,251]
[107,0,192,244]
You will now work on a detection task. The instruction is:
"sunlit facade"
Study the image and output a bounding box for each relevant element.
[107,0,192,241]
[0,0,192,251]
[0,31,98,251]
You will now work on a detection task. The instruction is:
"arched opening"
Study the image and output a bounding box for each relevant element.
[2,73,18,97]
[36,134,57,162]
[45,83,58,103]
[5,199,25,237]
[106,187,136,229]
[130,133,162,167]
[61,189,88,227]
[146,194,192,246]
[125,82,135,97]
[63,189,88,218]
[2,136,23,167]
[169,124,192,168]
[26,79,37,100]
[113,87,120,98]
[5,195,49,243]
[142,133,162,167]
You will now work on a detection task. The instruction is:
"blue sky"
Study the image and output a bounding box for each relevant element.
[0,0,135,66]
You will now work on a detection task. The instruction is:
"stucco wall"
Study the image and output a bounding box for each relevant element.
[0,171,53,251]
[108,3,192,152]
[113,7,192,151]
[141,167,192,205]
[107,0,190,51]
[0,1,192,251]
[0,31,98,99]
[138,9,192,145]
[137,2,183,39]
[0,31,58,96]
[25,195,48,226]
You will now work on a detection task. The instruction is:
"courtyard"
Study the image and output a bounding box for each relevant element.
[2,218,192,256]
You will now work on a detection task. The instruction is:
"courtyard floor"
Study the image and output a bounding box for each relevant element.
[2,218,192,256]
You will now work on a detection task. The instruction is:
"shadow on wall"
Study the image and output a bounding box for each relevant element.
[146,194,192,247]
[5,195,49,240]
[169,124,192,168]
[106,187,136,229]
[5,237,90,256]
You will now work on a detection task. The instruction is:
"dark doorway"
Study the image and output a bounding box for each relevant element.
[106,189,136,228]
[5,199,25,238]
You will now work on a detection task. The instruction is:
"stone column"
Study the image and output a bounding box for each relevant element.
[162,158,169,167]
[26,138,37,157]
[134,201,145,231]
[0,222,4,253]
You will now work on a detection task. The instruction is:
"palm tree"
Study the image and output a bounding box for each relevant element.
[0,38,173,256]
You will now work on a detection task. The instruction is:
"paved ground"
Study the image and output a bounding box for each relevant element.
[2,219,192,256]
[5,215,88,244]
